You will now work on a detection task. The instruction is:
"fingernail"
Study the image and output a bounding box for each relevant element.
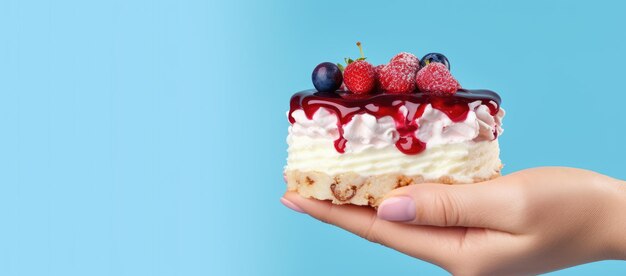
[377,196,416,221]
[283,172,287,183]
[280,197,305,213]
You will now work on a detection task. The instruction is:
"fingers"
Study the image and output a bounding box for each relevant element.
[377,177,525,231]
[283,192,380,240]
[282,191,464,264]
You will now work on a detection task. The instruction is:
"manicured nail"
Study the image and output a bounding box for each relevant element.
[280,197,305,213]
[377,196,416,221]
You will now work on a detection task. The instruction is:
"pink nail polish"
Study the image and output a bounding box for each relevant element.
[377,196,416,221]
[281,197,305,213]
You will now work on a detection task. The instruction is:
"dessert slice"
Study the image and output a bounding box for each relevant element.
[285,46,505,207]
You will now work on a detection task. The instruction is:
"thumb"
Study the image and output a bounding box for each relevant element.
[376,179,524,231]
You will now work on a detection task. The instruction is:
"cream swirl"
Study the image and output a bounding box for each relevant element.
[475,101,505,141]
[288,108,399,153]
[416,101,504,146]
[342,113,398,153]
[288,108,339,139]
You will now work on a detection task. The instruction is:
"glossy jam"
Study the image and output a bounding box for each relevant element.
[289,89,501,155]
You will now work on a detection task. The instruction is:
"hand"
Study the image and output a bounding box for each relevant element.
[281,167,626,275]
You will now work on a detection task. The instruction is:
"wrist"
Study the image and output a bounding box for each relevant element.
[605,178,626,260]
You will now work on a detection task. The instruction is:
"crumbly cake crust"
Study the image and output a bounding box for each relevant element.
[285,169,501,207]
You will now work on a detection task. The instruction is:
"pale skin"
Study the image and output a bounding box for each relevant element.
[281,167,626,275]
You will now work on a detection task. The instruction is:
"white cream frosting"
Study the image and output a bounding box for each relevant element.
[288,101,504,153]
[286,101,505,180]
[288,108,339,139]
[286,135,501,181]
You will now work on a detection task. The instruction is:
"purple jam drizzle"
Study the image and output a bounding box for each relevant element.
[289,89,501,155]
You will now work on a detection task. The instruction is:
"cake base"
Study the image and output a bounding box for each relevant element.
[285,169,501,207]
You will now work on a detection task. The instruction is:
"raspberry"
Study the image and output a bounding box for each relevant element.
[374,64,385,90]
[378,52,421,93]
[415,62,460,95]
[390,52,420,70]
[374,64,385,77]
[379,62,417,93]
[343,60,375,94]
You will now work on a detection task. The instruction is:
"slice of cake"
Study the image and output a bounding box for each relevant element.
[285,45,505,207]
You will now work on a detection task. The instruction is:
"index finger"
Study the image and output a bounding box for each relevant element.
[283,191,466,265]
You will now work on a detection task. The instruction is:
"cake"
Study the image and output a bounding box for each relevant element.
[284,44,505,207]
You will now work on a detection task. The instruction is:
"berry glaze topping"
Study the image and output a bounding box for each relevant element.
[289,89,501,155]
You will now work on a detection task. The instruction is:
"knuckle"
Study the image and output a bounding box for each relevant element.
[362,215,381,244]
[422,188,461,226]
[316,204,337,225]
[442,191,462,226]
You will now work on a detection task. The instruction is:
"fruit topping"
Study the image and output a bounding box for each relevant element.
[340,42,376,94]
[374,64,385,76]
[344,60,375,94]
[313,45,461,95]
[390,52,420,70]
[373,64,385,90]
[380,52,420,94]
[415,62,460,95]
[312,62,343,92]
[419,53,450,70]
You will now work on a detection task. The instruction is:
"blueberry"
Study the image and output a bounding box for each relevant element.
[420,53,450,70]
[312,62,343,92]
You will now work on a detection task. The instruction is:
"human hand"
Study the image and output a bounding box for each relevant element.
[281,167,626,275]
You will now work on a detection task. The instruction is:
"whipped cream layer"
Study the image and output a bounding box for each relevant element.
[287,135,501,182]
[288,102,505,154]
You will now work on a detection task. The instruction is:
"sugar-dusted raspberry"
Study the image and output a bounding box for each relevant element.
[390,52,420,70]
[415,62,460,95]
[379,62,417,94]
[374,64,385,77]
[373,64,385,90]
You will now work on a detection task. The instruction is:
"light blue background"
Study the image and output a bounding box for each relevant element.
[0,0,624,275]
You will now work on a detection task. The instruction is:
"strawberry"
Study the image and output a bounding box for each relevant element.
[415,62,460,95]
[344,60,375,94]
